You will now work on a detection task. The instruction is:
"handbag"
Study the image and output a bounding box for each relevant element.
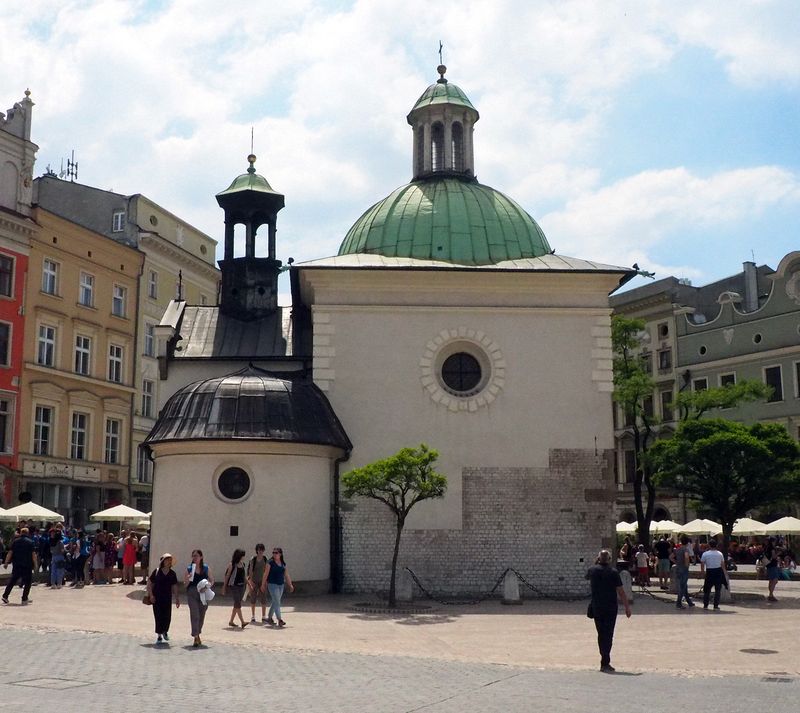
[142,594,153,605]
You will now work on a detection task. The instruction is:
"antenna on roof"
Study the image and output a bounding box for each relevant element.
[751,249,755,262]
[65,150,78,182]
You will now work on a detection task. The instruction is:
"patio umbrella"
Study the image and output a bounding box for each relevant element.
[764,516,800,534]
[616,521,637,534]
[90,504,149,521]
[652,520,682,534]
[0,501,64,522]
[678,518,722,535]
[732,517,767,536]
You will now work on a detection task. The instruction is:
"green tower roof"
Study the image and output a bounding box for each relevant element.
[216,154,282,198]
[409,80,477,115]
[338,177,551,266]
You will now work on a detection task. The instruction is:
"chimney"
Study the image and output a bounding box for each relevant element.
[743,261,758,312]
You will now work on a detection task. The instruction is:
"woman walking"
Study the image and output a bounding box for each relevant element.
[49,529,66,589]
[262,547,294,627]
[184,549,213,647]
[122,532,139,584]
[764,536,780,602]
[223,549,248,628]
[247,544,269,624]
[148,553,180,645]
[104,531,118,583]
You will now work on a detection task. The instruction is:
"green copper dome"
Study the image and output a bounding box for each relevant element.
[338,178,551,265]
[409,80,476,114]
[217,154,282,198]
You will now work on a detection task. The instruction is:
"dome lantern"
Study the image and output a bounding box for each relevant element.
[407,65,479,181]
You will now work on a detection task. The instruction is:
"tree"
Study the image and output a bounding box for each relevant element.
[612,316,772,547]
[342,444,447,606]
[648,419,800,554]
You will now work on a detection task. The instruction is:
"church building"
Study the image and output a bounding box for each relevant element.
[146,66,634,596]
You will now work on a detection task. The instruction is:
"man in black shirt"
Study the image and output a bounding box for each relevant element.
[2,528,38,604]
[654,536,672,590]
[586,549,632,672]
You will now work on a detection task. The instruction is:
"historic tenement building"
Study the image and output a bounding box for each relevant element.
[611,256,800,523]
[147,66,634,597]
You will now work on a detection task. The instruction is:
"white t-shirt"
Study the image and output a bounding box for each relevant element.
[635,551,649,567]
[701,549,724,569]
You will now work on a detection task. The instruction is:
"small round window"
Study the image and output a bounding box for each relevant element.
[699,345,707,355]
[753,333,763,344]
[149,215,158,226]
[441,352,482,394]
[216,467,251,502]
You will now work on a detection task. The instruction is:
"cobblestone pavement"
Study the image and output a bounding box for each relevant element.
[0,625,798,713]
[1,577,799,711]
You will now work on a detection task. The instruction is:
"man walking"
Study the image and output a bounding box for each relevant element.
[672,535,695,609]
[586,549,632,672]
[2,528,38,605]
[700,539,726,610]
[655,535,672,590]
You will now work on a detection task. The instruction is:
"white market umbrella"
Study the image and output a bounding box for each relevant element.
[134,519,150,528]
[732,518,767,536]
[0,501,64,522]
[679,518,722,536]
[652,520,682,534]
[764,516,800,535]
[90,504,148,521]
[616,521,637,534]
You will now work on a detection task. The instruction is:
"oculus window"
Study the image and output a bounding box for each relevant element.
[215,466,251,502]
[441,352,482,395]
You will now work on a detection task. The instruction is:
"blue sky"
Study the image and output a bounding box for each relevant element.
[1,0,798,294]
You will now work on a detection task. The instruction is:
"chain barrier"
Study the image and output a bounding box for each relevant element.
[404,567,587,605]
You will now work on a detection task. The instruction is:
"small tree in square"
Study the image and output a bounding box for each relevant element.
[342,444,447,606]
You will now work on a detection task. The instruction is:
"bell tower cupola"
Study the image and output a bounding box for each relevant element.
[215,154,285,320]
[407,65,480,181]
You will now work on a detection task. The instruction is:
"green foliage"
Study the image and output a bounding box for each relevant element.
[342,444,447,520]
[673,380,771,421]
[648,419,800,537]
[611,316,655,419]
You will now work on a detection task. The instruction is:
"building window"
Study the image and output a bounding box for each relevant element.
[719,373,736,387]
[0,322,9,366]
[639,353,652,375]
[0,255,13,297]
[795,361,800,398]
[693,377,708,392]
[144,323,155,357]
[642,395,654,419]
[141,379,154,418]
[79,272,95,307]
[657,349,672,371]
[137,445,153,483]
[660,389,673,421]
[104,418,121,464]
[112,211,126,232]
[451,122,464,172]
[70,412,89,460]
[0,398,11,452]
[108,344,123,383]
[215,466,251,502]
[431,122,445,172]
[42,259,58,295]
[33,405,52,455]
[764,365,783,403]
[441,352,482,395]
[112,285,127,317]
[74,335,91,375]
[37,325,56,367]
[657,322,669,339]
[415,128,424,176]
[148,270,158,300]
[623,450,637,484]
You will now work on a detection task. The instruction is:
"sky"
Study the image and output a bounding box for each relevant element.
[2,0,799,295]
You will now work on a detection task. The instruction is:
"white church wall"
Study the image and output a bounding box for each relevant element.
[148,444,333,588]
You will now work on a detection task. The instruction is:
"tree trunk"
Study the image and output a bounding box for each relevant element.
[388,517,404,607]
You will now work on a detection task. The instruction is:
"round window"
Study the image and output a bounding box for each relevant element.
[441,352,482,394]
[149,215,158,226]
[200,245,208,255]
[216,467,251,501]
[699,345,707,355]
[753,333,763,344]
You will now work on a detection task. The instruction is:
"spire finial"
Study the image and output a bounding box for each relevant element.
[250,126,254,154]
[437,42,447,84]
[24,88,31,98]
[247,153,257,174]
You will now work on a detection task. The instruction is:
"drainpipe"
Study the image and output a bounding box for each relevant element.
[330,450,351,593]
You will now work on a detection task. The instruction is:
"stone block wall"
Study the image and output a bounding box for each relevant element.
[341,448,616,598]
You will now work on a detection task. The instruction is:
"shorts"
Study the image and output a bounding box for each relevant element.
[658,558,671,574]
[638,567,649,579]
[766,565,780,581]
[249,585,267,605]
[229,584,245,608]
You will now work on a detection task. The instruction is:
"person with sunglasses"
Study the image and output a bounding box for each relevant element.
[261,547,294,627]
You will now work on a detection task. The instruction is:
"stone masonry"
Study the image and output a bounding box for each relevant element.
[341,448,616,598]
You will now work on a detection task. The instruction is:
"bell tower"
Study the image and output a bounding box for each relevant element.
[407,65,480,181]
[215,154,285,320]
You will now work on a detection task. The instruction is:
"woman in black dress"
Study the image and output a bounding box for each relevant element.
[147,553,180,645]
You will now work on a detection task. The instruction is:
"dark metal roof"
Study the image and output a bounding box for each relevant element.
[174,305,292,358]
[145,365,351,449]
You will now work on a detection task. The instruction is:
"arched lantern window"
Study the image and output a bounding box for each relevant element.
[451,122,464,172]
[415,128,425,177]
[431,122,445,172]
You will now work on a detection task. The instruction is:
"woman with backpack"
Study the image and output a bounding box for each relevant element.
[247,544,269,624]
[223,548,248,628]
[261,546,294,627]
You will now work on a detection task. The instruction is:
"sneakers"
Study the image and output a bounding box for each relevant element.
[156,635,163,644]
[266,617,275,626]
[162,632,169,641]
[251,617,257,624]
[600,664,615,673]
[277,619,286,627]
[1,596,8,604]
